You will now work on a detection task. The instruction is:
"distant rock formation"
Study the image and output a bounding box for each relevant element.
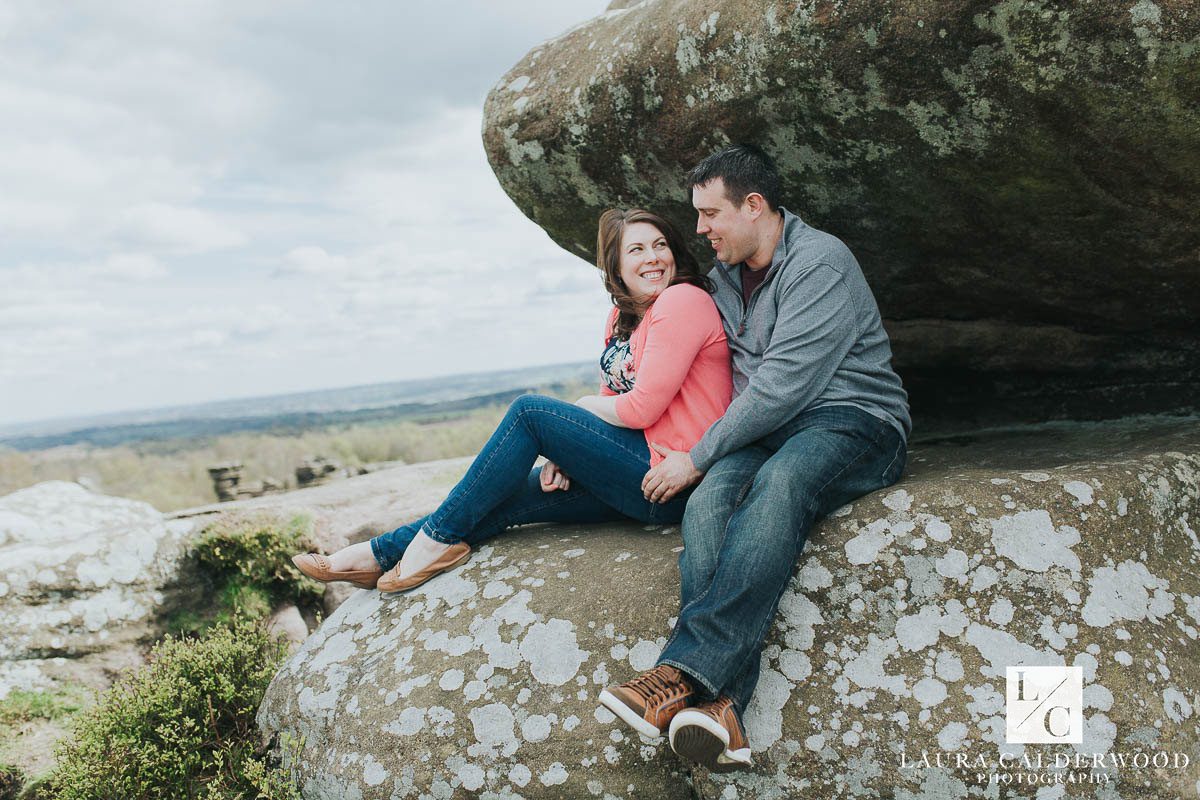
[208,457,373,503]
[481,1,1200,424]
[207,462,284,502]
[257,415,1200,799]
[295,456,368,489]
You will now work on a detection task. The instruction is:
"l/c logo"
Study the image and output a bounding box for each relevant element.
[1005,666,1083,743]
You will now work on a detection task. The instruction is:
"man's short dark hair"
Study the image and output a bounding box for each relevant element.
[686,143,782,211]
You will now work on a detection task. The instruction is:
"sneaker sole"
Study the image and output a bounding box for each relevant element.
[597,690,662,739]
[669,714,752,773]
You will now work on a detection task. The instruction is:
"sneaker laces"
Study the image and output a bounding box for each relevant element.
[627,665,688,704]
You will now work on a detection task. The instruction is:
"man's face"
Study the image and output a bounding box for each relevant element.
[692,178,756,265]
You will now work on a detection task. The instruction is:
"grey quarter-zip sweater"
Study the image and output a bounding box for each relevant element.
[688,207,911,472]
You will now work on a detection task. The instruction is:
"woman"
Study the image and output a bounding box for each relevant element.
[293,208,732,592]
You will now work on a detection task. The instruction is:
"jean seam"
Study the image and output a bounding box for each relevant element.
[881,437,905,483]
[423,524,460,545]
[657,658,720,698]
[808,421,888,514]
[429,407,528,538]
[491,489,593,531]
[369,536,388,570]
[662,460,763,656]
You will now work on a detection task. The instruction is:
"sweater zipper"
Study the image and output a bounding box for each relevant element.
[735,268,776,336]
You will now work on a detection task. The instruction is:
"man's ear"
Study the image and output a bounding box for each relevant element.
[744,192,767,221]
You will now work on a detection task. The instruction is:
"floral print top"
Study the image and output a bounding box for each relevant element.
[600,335,636,394]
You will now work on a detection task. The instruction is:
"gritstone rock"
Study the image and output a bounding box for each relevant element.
[257,415,1200,799]
[0,481,201,696]
[481,1,1200,424]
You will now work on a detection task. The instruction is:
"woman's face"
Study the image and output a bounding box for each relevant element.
[618,221,676,306]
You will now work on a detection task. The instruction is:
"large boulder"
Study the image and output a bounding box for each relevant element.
[0,481,200,697]
[481,0,1200,423]
[257,415,1200,799]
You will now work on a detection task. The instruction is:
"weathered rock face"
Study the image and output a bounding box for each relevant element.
[0,481,200,696]
[0,460,475,696]
[258,416,1200,799]
[481,1,1200,423]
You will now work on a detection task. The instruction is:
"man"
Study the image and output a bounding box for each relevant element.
[599,144,910,772]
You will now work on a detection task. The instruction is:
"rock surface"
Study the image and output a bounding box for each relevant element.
[481,0,1200,423]
[0,481,200,697]
[257,415,1200,799]
[0,457,475,696]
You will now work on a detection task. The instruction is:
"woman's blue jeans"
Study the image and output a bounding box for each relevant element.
[370,394,691,570]
[657,404,908,712]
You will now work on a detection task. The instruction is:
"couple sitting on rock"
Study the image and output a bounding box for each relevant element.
[293,144,911,772]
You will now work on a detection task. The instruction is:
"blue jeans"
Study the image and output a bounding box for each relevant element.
[657,404,907,711]
[370,394,691,570]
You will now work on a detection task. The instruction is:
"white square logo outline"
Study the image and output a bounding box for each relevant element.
[1005,665,1084,744]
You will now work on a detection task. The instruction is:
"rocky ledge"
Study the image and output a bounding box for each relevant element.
[257,415,1200,799]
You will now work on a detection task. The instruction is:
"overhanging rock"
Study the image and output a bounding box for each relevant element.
[481,1,1200,423]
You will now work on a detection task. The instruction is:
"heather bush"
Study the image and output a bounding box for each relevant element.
[44,618,299,800]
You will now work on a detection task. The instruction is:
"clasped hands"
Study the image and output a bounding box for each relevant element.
[540,443,702,504]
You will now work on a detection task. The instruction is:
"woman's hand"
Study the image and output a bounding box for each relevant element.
[540,460,571,492]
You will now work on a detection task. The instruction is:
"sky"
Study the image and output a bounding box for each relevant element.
[0,0,613,426]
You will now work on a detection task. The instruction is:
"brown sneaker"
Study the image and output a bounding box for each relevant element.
[598,664,694,738]
[377,542,471,593]
[668,696,752,772]
[291,553,383,589]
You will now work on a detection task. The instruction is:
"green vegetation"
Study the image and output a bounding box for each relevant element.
[0,685,93,800]
[41,617,299,800]
[4,516,318,798]
[0,381,590,512]
[168,514,323,636]
[0,687,90,729]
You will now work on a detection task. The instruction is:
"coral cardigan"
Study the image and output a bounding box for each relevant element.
[599,283,733,467]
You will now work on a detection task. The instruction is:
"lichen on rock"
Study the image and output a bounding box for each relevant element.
[258,416,1200,799]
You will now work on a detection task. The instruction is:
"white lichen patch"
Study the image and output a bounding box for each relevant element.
[895,601,969,652]
[966,623,1061,677]
[883,489,913,512]
[1062,481,1095,505]
[518,619,588,685]
[845,519,892,565]
[743,666,790,751]
[1081,560,1174,627]
[990,510,1081,573]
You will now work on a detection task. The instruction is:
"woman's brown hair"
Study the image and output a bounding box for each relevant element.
[596,208,714,342]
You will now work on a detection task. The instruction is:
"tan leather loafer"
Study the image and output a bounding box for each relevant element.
[377,542,472,593]
[291,553,384,589]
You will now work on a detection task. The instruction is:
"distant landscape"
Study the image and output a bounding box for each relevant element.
[0,361,597,511]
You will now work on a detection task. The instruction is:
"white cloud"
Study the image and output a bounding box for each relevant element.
[0,0,614,425]
[113,203,248,253]
[279,246,350,276]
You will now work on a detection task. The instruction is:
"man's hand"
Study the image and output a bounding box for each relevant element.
[540,461,570,492]
[642,444,702,503]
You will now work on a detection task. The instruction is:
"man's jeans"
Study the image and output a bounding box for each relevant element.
[657,404,907,711]
[371,394,690,570]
